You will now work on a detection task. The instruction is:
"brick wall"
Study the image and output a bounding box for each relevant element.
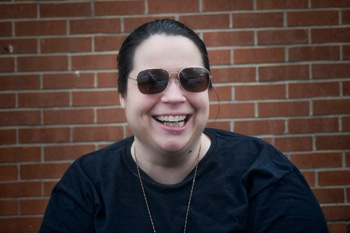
[0,0,349,232]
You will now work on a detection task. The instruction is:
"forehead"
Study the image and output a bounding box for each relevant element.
[132,34,203,72]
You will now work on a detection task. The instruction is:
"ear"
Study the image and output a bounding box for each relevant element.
[119,93,126,108]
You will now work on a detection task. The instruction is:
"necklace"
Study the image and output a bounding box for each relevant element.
[134,144,201,233]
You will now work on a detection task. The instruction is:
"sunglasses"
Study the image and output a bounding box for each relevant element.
[128,67,211,94]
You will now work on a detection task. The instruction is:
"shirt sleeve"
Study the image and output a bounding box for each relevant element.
[39,160,99,233]
[247,170,329,233]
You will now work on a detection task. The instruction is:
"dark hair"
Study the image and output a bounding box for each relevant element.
[117,19,211,95]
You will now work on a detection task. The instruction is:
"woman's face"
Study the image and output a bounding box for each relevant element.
[120,34,210,154]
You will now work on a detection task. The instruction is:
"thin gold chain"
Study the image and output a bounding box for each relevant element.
[134,144,201,233]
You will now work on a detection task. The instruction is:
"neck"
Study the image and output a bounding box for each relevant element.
[132,134,210,185]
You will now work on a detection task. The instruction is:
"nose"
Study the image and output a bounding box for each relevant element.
[160,73,186,103]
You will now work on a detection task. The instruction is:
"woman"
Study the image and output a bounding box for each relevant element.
[40,19,328,233]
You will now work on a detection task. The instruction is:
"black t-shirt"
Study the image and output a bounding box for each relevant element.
[40,128,328,233]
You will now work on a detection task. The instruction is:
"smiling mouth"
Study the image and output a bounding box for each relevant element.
[153,115,190,127]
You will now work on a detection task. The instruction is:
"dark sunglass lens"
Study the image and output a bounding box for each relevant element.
[180,68,210,92]
[137,69,169,94]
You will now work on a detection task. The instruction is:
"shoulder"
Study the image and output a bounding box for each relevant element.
[56,137,133,189]
[204,128,298,197]
[205,128,284,163]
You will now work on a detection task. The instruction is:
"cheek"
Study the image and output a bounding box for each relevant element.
[189,93,210,114]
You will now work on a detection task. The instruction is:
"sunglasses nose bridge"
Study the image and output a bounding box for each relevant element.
[168,71,181,88]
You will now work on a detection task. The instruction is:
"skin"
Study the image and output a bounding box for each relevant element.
[119,34,211,184]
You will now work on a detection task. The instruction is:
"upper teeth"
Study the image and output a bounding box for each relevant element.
[155,115,186,122]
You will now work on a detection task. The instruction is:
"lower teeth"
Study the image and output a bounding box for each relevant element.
[163,121,185,127]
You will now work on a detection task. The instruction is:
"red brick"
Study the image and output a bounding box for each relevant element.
[348,187,350,200]
[312,27,350,43]
[341,42,350,56]
[124,16,174,33]
[203,0,253,11]
[343,81,350,96]
[19,127,70,143]
[0,200,18,215]
[70,18,121,34]
[0,129,16,145]
[72,90,119,106]
[0,165,18,180]
[259,101,309,117]
[344,45,350,60]
[21,163,70,179]
[97,108,126,123]
[0,74,40,90]
[316,135,350,150]
[319,170,350,186]
[235,119,285,135]
[97,72,118,87]
[44,144,95,161]
[0,182,41,198]
[343,10,350,24]
[209,103,255,119]
[312,0,350,7]
[43,73,95,89]
[44,181,57,196]
[289,81,340,98]
[71,54,116,70]
[94,1,144,15]
[290,152,342,168]
[288,10,338,26]
[235,84,286,100]
[15,20,66,36]
[312,63,350,79]
[0,57,14,72]
[259,65,309,81]
[312,188,345,203]
[17,55,68,72]
[258,29,308,45]
[207,121,231,131]
[301,171,315,186]
[257,0,308,9]
[18,92,69,108]
[44,109,94,125]
[289,117,339,134]
[41,37,92,53]
[343,116,350,133]
[203,31,254,47]
[208,49,231,65]
[235,47,285,64]
[0,22,12,36]
[328,223,348,233]
[209,86,232,101]
[95,35,127,51]
[0,93,15,108]
[180,14,230,29]
[0,38,37,54]
[20,199,49,215]
[211,67,256,82]
[264,136,313,152]
[0,217,42,233]
[73,126,124,142]
[40,2,91,17]
[0,3,36,19]
[149,0,198,13]
[313,99,350,115]
[233,12,283,28]
[0,110,41,126]
[289,46,339,62]
[0,146,41,162]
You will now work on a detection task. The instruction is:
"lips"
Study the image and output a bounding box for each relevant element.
[153,115,189,127]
